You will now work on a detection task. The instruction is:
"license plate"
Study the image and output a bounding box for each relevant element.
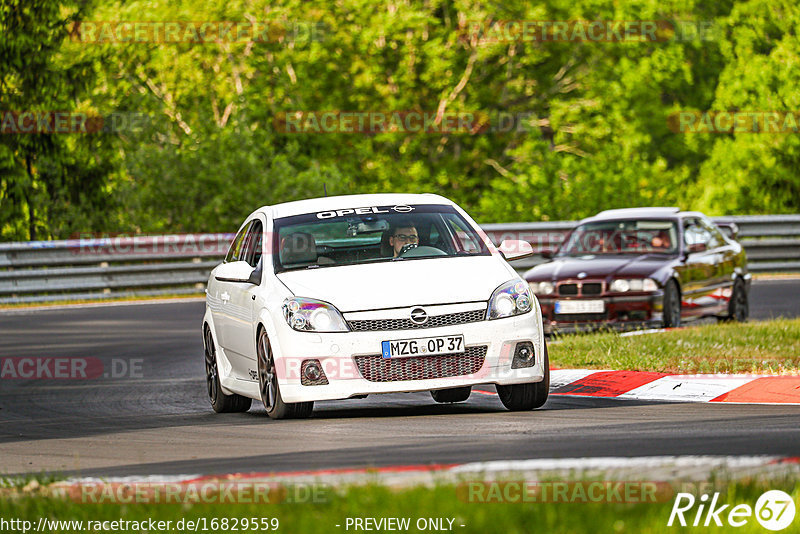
[554,300,605,314]
[381,335,465,359]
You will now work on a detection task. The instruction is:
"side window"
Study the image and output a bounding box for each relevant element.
[225,222,251,263]
[241,220,264,268]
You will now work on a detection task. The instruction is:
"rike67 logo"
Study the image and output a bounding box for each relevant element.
[668,490,796,530]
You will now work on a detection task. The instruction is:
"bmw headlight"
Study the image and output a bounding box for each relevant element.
[609,278,658,293]
[530,281,555,296]
[487,279,534,320]
[282,297,349,332]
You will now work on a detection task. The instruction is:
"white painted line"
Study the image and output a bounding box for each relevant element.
[618,375,757,402]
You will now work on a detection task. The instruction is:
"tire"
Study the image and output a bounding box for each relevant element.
[497,340,550,411]
[431,386,471,403]
[726,277,749,322]
[257,328,313,419]
[204,326,251,413]
[662,280,681,328]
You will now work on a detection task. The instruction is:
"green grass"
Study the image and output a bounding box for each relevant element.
[1,479,796,533]
[549,318,800,374]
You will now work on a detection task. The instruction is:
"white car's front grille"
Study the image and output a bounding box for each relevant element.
[347,308,485,332]
[354,345,487,382]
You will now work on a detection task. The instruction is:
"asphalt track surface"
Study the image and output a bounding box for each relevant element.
[1,279,799,478]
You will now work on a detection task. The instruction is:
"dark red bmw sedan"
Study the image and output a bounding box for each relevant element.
[524,208,750,334]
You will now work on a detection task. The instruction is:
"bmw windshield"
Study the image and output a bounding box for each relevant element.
[558,219,679,256]
[273,204,490,272]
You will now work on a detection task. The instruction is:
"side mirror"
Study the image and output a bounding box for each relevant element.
[498,239,534,261]
[540,249,554,260]
[215,260,258,284]
[687,242,707,254]
[717,222,739,240]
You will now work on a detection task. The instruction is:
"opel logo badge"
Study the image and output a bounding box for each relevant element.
[409,307,428,324]
[392,205,414,213]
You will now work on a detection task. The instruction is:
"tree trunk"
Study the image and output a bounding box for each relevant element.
[25,153,36,241]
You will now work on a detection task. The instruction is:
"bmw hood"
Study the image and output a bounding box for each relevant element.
[276,255,514,312]
[524,254,671,281]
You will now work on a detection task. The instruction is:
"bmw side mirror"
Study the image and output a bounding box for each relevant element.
[717,222,739,240]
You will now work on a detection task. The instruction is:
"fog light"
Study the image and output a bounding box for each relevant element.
[511,341,536,369]
[303,362,321,381]
[300,359,328,386]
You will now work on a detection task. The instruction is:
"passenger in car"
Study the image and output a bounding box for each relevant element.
[651,231,672,250]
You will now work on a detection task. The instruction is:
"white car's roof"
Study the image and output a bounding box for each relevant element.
[260,193,453,219]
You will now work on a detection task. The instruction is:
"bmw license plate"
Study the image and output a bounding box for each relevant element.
[554,300,605,314]
[381,335,465,359]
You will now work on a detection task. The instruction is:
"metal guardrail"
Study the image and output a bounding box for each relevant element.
[1,216,798,304]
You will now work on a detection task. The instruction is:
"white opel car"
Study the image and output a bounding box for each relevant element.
[202,193,548,419]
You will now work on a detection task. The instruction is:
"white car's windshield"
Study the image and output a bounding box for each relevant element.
[273,204,490,272]
[558,219,679,256]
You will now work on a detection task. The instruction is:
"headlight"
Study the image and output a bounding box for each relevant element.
[609,278,658,293]
[282,297,349,332]
[487,279,534,320]
[530,281,555,295]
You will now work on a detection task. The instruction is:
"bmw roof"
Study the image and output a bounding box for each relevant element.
[584,207,683,222]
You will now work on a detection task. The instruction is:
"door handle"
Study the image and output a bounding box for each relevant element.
[220,291,230,302]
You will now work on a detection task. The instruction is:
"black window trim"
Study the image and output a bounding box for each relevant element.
[225,221,253,263]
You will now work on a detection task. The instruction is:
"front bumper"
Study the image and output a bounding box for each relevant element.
[271,313,545,403]
[538,292,665,334]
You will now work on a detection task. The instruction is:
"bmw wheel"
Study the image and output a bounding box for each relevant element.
[204,326,251,413]
[725,278,749,322]
[257,328,313,419]
[662,280,681,328]
[497,340,550,411]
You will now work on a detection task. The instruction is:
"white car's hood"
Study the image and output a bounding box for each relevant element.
[276,255,514,312]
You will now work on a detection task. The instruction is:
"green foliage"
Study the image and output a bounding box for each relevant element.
[2,478,798,534]
[1,0,798,239]
[549,317,800,374]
